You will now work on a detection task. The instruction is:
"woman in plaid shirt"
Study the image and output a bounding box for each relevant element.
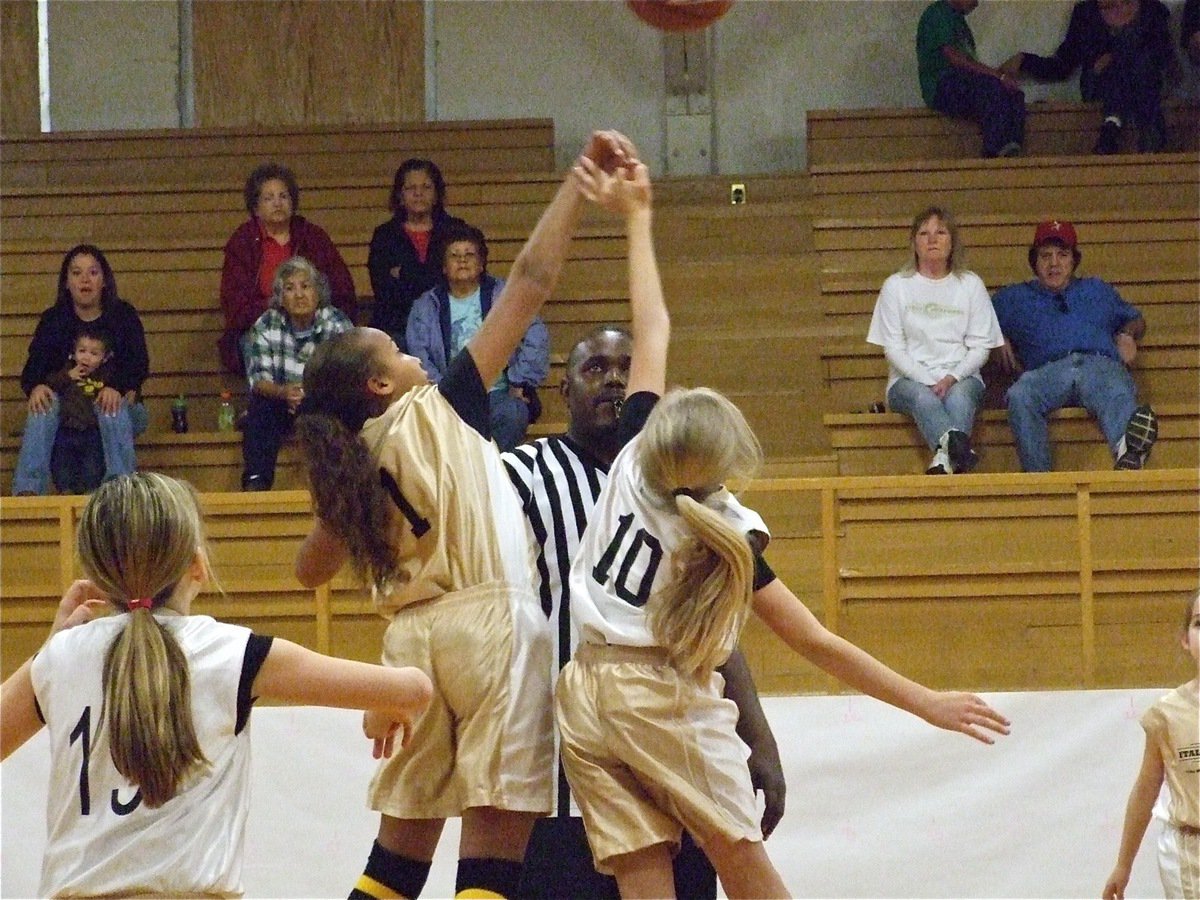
[242,256,353,491]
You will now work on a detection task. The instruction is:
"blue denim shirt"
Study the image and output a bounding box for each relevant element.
[991,276,1142,371]
[405,273,550,389]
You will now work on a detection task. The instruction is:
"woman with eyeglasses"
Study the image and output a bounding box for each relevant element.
[405,222,549,452]
[368,159,468,349]
[866,206,1004,475]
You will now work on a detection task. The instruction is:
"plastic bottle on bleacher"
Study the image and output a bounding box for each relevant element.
[171,395,189,434]
[217,392,236,432]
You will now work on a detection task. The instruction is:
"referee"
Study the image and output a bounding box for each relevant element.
[503,325,785,899]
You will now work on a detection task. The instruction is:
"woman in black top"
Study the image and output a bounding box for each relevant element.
[367,158,466,347]
[13,245,150,495]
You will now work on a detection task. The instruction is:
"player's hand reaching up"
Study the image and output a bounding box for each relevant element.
[921,691,1011,744]
[579,129,638,175]
[573,158,652,219]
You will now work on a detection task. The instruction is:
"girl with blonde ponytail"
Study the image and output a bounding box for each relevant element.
[1,473,432,898]
[555,159,1013,900]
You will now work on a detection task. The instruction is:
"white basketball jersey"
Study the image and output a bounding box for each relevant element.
[30,613,255,898]
[568,433,768,649]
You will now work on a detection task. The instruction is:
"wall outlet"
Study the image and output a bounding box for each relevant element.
[730,183,746,205]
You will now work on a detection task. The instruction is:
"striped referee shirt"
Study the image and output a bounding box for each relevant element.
[502,434,609,672]
[503,434,609,816]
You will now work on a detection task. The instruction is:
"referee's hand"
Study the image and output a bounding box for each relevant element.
[748,742,787,839]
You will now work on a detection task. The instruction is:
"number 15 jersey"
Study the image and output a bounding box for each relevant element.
[30,613,269,898]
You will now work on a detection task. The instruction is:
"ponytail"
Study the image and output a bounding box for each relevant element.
[295,328,403,590]
[77,473,212,807]
[636,387,763,678]
[102,598,207,807]
[294,410,397,588]
[647,496,754,678]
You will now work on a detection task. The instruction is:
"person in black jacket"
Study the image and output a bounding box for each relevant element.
[1184,0,1200,66]
[1001,0,1174,153]
[367,158,467,347]
[13,245,150,495]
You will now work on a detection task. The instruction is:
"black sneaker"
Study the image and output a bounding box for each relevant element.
[945,430,979,474]
[926,447,952,475]
[242,473,273,491]
[1093,120,1122,155]
[1114,405,1158,470]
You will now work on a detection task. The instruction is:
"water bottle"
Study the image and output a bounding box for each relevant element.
[217,391,236,431]
[171,394,189,434]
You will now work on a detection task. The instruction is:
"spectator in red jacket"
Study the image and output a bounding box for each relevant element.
[219,163,357,373]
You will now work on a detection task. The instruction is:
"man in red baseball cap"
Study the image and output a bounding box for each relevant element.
[990,219,1157,471]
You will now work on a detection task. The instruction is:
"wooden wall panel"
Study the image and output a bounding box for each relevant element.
[193,0,423,128]
[0,0,39,136]
[3,473,1197,689]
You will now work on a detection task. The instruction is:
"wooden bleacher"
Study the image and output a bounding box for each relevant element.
[824,403,1199,476]
[3,469,1195,690]
[821,332,1198,412]
[806,145,1199,478]
[0,120,557,187]
[2,113,1197,698]
[0,157,830,484]
[806,99,1199,165]
[809,151,1200,217]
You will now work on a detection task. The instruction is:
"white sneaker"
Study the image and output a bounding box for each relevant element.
[926,447,952,475]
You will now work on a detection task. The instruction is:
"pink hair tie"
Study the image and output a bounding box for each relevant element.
[127,597,154,612]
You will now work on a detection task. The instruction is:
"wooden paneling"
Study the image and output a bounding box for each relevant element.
[823,404,1200,476]
[806,101,1200,165]
[0,120,556,188]
[809,153,1200,217]
[0,0,39,136]
[192,0,423,128]
[5,472,1195,692]
[820,334,1200,414]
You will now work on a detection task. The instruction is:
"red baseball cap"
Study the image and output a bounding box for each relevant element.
[1032,219,1078,250]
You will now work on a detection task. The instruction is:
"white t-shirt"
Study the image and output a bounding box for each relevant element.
[568,432,768,650]
[31,613,261,898]
[866,270,1004,394]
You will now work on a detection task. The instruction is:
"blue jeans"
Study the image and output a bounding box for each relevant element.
[489,388,531,453]
[1006,352,1138,472]
[932,69,1026,157]
[888,376,985,450]
[12,397,148,495]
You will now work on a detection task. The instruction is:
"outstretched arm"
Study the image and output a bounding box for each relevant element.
[574,159,669,397]
[1103,733,1164,900]
[0,663,39,761]
[468,131,636,387]
[752,579,1010,744]
[252,638,433,758]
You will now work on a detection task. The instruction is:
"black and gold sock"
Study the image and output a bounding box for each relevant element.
[453,857,522,899]
[348,840,431,900]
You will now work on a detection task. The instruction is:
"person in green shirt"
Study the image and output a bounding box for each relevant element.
[916,0,1026,157]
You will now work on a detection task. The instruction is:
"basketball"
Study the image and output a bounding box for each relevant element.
[626,0,734,33]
